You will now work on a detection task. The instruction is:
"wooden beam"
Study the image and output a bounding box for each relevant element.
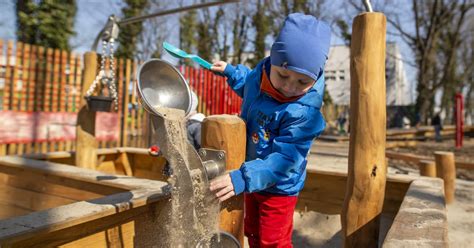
[418,160,436,177]
[297,169,412,216]
[0,188,168,247]
[0,156,165,195]
[434,151,456,204]
[75,52,98,169]
[386,151,474,170]
[201,115,246,245]
[341,12,387,248]
[114,152,133,176]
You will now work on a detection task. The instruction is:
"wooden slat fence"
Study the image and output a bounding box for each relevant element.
[0,40,242,156]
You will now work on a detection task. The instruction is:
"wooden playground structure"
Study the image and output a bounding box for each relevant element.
[0,2,470,247]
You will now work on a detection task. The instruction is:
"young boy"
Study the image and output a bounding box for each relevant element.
[209,13,331,247]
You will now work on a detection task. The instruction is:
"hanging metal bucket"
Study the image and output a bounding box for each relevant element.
[85,95,114,112]
[136,59,192,117]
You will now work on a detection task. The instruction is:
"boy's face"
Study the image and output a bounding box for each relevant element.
[269,66,316,98]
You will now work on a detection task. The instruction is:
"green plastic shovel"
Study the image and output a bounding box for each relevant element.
[163,42,212,70]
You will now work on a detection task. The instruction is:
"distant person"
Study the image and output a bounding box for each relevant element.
[402,116,411,129]
[414,112,421,128]
[186,91,205,150]
[337,112,347,134]
[431,113,442,142]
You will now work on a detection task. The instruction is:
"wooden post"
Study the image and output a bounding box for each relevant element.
[201,115,246,245]
[75,52,98,169]
[341,12,387,248]
[419,160,436,177]
[434,151,456,204]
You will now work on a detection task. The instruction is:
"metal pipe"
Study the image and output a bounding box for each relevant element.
[363,0,373,12]
[91,0,239,51]
[118,0,239,26]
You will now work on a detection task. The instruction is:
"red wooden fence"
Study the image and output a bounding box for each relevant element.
[0,40,242,155]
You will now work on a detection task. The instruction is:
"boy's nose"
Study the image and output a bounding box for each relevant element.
[281,83,296,96]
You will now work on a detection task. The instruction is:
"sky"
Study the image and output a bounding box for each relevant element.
[0,0,417,93]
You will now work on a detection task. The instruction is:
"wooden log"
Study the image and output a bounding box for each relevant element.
[201,115,246,245]
[418,160,436,177]
[75,52,98,169]
[341,12,387,248]
[434,151,456,204]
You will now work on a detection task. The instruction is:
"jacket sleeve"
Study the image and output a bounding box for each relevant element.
[229,109,326,194]
[223,64,252,98]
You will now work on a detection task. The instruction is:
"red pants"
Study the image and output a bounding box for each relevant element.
[244,192,298,248]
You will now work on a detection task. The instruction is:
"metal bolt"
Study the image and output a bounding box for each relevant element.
[218,152,225,160]
[198,149,206,157]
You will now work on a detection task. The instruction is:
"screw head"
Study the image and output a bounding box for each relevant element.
[218,152,225,160]
[198,149,206,157]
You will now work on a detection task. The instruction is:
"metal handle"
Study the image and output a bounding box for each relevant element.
[363,0,373,12]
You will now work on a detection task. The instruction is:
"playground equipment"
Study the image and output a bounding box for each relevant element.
[136,58,239,247]
[0,0,457,247]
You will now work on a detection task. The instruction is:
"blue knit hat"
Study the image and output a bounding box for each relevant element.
[270,13,331,81]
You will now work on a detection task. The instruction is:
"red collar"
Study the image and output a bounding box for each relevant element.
[260,69,303,103]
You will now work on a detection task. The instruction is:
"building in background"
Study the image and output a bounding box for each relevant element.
[324,43,413,106]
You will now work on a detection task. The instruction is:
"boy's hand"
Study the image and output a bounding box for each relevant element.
[211,61,227,73]
[209,173,235,202]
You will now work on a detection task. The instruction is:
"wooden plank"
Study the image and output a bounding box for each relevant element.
[65,52,76,151]
[0,202,32,220]
[341,12,387,247]
[130,61,138,147]
[6,42,22,155]
[57,50,69,151]
[0,42,7,150]
[19,44,31,155]
[133,168,165,181]
[114,152,133,176]
[11,42,22,111]
[75,52,98,169]
[116,58,124,147]
[51,49,61,112]
[35,46,46,112]
[0,184,76,212]
[383,178,448,247]
[2,41,13,110]
[43,48,53,111]
[60,221,135,248]
[19,43,30,112]
[96,161,117,175]
[434,151,456,204]
[0,189,168,247]
[297,169,411,216]
[0,145,6,156]
[0,157,123,196]
[122,59,132,147]
[73,54,82,112]
[5,174,103,201]
[27,45,38,112]
[385,151,474,170]
[202,115,246,245]
[0,156,167,193]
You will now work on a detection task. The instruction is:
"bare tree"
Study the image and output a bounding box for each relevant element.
[135,0,172,60]
[382,0,474,124]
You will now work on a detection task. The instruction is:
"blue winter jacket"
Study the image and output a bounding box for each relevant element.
[225,57,326,196]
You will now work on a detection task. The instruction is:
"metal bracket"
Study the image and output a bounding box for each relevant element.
[198,148,226,180]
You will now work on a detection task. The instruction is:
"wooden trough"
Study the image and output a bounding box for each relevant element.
[0,148,448,247]
[0,152,171,247]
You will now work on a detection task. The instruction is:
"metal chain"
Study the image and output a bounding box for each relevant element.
[85,39,118,111]
[108,39,118,111]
